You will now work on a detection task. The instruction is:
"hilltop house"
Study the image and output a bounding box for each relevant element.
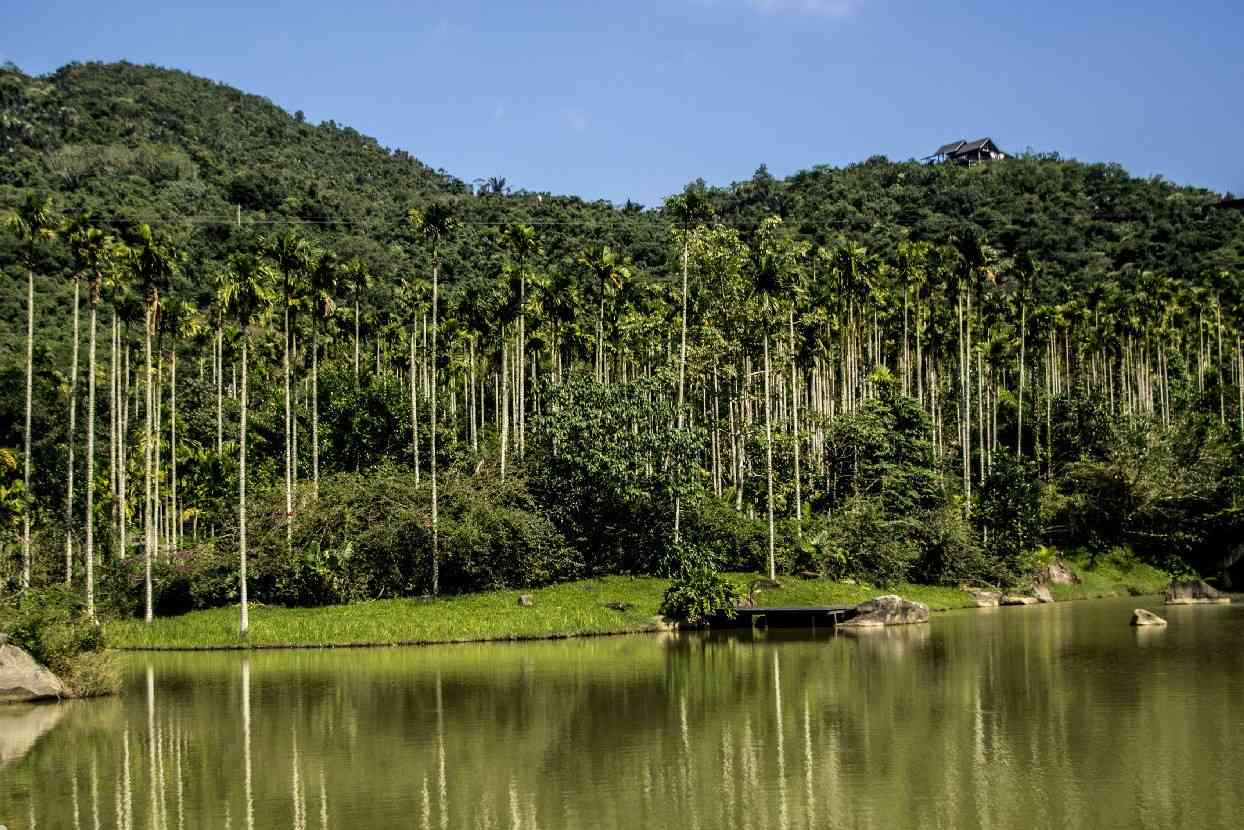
[928,138,1007,165]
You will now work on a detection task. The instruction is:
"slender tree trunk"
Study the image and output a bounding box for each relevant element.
[431,259,440,596]
[283,305,292,552]
[1017,301,1026,455]
[215,325,223,456]
[85,297,98,620]
[312,321,320,499]
[500,330,509,482]
[415,328,425,482]
[789,308,802,532]
[171,351,178,552]
[21,269,34,589]
[239,337,250,635]
[144,305,154,624]
[764,332,776,581]
[64,278,81,584]
[354,295,361,382]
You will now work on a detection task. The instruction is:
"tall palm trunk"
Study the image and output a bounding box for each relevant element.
[353,295,361,382]
[85,294,98,620]
[283,304,292,552]
[500,329,509,481]
[239,336,250,634]
[313,321,321,499]
[21,268,34,589]
[431,260,440,596]
[764,332,776,581]
[143,304,155,624]
[409,329,420,484]
[64,278,81,583]
[1017,300,1026,455]
[789,308,801,532]
[215,324,223,456]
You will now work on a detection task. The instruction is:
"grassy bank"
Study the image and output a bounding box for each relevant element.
[105,556,1172,650]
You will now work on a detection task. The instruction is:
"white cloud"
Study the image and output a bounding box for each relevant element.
[493,103,506,122]
[563,108,589,134]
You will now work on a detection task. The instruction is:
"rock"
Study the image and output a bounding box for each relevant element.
[1131,608,1168,626]
[651,615,676,632]
[965,588,1001,608]
[1040,559,1080,586]
[1001,596,1040,606]
[604,601,633,612]
[0,644,66,705]
[1164,579,1231,605]
[1034,585,1055,604]
[839,595,930,627]
[517,594,535,607]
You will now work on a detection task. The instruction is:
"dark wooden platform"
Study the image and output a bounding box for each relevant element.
[715,605,858,628]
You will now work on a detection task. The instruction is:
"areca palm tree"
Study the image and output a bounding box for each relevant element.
[130,224,179,623]
[218,252,276,635]
[68,217,121,619]
[342,258,371,382]
[501,222,540,459]
[578,245,631,384]
[409,201,459,596]
[263,231,316,550]
[6,193,57,589]
[308,250,339,499]
[750,216,803,579]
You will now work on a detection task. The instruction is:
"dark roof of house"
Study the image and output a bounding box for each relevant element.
[1213,197,1244,211]
[935,140,966,156]
[959,137,995,153]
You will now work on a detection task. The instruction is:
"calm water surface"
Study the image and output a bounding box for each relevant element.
[3,596,1243,829]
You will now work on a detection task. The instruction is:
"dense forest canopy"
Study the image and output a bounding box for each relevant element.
[2,61,1243,623]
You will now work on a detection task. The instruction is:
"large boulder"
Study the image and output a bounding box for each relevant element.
[1001,595,1040,606]
[965,588,1001,608]
[1034,585,1056,604]
[840,595,930,628]
[1131,609,1168,626]
[1040,559,1080,586]
[1164,580,1231,605]
[0,644,66,705]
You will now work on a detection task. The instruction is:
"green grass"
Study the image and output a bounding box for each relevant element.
[1047,550,1171,602]
[105,573,982,650]
[106,558,1170,651]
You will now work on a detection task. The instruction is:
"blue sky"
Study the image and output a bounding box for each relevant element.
[4,0,1242,205]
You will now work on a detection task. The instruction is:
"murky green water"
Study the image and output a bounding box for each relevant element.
[3,596,1242,829]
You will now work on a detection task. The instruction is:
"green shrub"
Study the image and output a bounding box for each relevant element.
[0,585,118,696]
[658,544,739,625]
[820,497,920,587]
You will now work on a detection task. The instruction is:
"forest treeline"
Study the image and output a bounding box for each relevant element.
[2,61,1243,626]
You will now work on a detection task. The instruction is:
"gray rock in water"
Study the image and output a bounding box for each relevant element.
[1164,579,1231,605]
[1040,559,1081,586]
[840,595,930,627]
[965,588,1001,608]
[1001,595,1040,606]
[1034,585,1056,604]
[0,644,66,705]
[517,594,535,607]
[1131,608,1168,626]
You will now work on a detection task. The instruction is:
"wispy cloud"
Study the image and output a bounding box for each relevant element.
[563,108,589,134]
[493,103,506,122]
[696,0,863,16]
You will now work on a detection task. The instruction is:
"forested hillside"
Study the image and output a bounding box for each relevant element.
[2,61,1243,623]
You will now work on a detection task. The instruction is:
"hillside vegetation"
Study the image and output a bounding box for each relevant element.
[1,61,1242,628]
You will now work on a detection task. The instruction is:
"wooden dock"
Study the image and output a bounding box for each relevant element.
[716,605,858,628]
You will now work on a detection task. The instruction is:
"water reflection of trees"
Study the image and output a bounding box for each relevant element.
[4,601,1243,829]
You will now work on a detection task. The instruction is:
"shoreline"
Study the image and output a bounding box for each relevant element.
[105,558,1174,653]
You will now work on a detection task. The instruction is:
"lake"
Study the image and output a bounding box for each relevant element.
[2,595,1242,829]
